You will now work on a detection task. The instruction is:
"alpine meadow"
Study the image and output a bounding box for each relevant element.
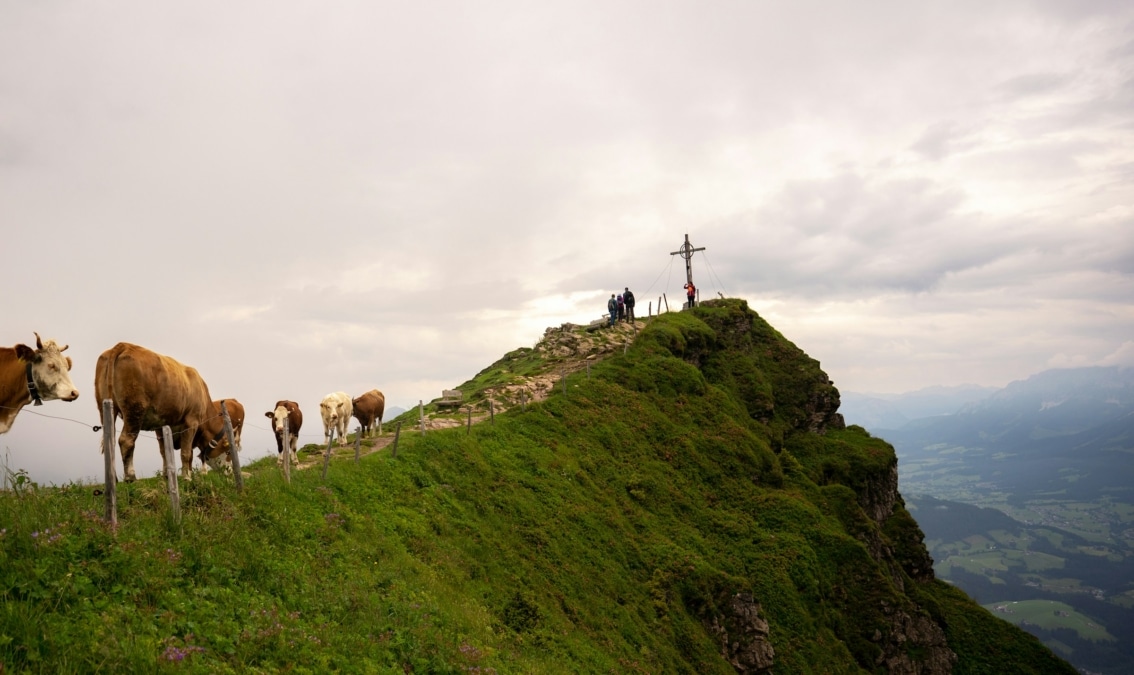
[0,300,1076,673]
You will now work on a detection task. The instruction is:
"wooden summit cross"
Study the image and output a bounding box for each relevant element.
[670,233,706,306]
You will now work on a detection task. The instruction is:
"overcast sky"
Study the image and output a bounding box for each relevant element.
[3,1,1132,485]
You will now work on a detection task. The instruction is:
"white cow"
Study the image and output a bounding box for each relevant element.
[1,333,80,435]
[319,392,353,447]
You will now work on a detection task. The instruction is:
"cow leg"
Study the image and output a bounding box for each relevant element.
[338,419,349,446]
[289,433,299,465]
[178,427,195,481]
[119,425,139,482]
[377,417,382,436]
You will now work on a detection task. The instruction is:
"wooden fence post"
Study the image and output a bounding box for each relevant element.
[161,426,181,526]
[282,417,291,484]
[322,427,335,480]
[419,400,425,436]
[220,401,243,492]
[392,421,401,458]
[354,429,361,464]
[663,293,669,312]
[489,398,494,424]
[466,406,472,435]
[101,399,117,526]
[649,300,652,318]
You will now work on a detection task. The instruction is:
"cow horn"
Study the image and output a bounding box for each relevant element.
[60,344,69,352]
[34,332,43,349]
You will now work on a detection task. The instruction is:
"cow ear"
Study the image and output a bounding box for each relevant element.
[265,412,273,418]
[15,344,38,362]
[66,356,73,371]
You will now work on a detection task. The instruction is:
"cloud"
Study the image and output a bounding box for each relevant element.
[3,0,1134,484]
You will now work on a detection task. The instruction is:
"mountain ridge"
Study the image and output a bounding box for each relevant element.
[0,299,1074,673]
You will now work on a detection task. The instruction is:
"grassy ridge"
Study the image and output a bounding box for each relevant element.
[0,300,1075,673]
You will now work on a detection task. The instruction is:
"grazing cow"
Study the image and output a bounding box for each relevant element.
[265,400,302,466]
[1,333,79,434]
[319,392,352,446]
[197,398,245,474]
[94,342,217,482]
[351,389,385,438]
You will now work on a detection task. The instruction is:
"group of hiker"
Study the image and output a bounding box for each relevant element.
[607,288,636,327]
[605,282,698,328]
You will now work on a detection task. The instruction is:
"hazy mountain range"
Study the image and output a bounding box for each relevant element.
[856,366,1134,673]
[840,384,998,430]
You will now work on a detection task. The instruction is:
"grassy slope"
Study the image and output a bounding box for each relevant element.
[0,300,1074,673]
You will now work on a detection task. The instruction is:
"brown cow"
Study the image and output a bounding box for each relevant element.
[197,398,245,474]
[351,389,385,438]
[0,333,79,435]
[94,342,219,482]
[265,400,302,466]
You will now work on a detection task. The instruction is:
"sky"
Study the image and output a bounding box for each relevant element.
[3,0,1132,485]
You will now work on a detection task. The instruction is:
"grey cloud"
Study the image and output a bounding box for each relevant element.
[995,71,1077,98]
[4,0,1134,485]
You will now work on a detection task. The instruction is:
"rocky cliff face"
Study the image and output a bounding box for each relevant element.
[687,300,959,673]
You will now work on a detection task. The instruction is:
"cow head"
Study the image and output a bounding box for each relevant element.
[15,333,79,403]
[321,398,340,423]
[267,405,289,434]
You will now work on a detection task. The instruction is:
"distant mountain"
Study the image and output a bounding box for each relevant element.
[881,367,1134,673]
[841,384,996,430]
[886,366,1134,503]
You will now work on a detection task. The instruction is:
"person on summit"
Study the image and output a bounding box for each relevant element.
[684,281,696,308]
[623,287,636,323]
[617,294,625,323]
[607,293,618,327]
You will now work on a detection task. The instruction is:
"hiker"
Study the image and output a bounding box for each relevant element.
[607,294,618,327]
[684,282,696,308]
[617,294,625,322]
[623,287,636,322]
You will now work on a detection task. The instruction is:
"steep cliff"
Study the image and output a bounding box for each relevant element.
[570,299,1074,673]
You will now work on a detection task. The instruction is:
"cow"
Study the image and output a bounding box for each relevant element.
[94,342,219,482]
[319,392,352,446]
[351,389,385,438]
[265,400,302,466]
[197,398,245,474]
[1,333,80,435]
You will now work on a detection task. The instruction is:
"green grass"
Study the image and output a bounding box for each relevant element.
[981,601,1116,643]
[0,300,1075,674]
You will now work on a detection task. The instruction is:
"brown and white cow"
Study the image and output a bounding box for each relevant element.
[1,333,79,434]
[319,392,352,446]
[265,400,302,466]
[197,398,245,474]
[351,389,385,438]
[94,342,217,482]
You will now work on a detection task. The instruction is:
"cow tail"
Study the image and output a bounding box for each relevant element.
[95,348,121,455]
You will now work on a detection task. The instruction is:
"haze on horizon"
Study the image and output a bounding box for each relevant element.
[3,0,1132,485]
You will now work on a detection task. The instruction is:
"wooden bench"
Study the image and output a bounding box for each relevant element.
[437,389,463,407]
